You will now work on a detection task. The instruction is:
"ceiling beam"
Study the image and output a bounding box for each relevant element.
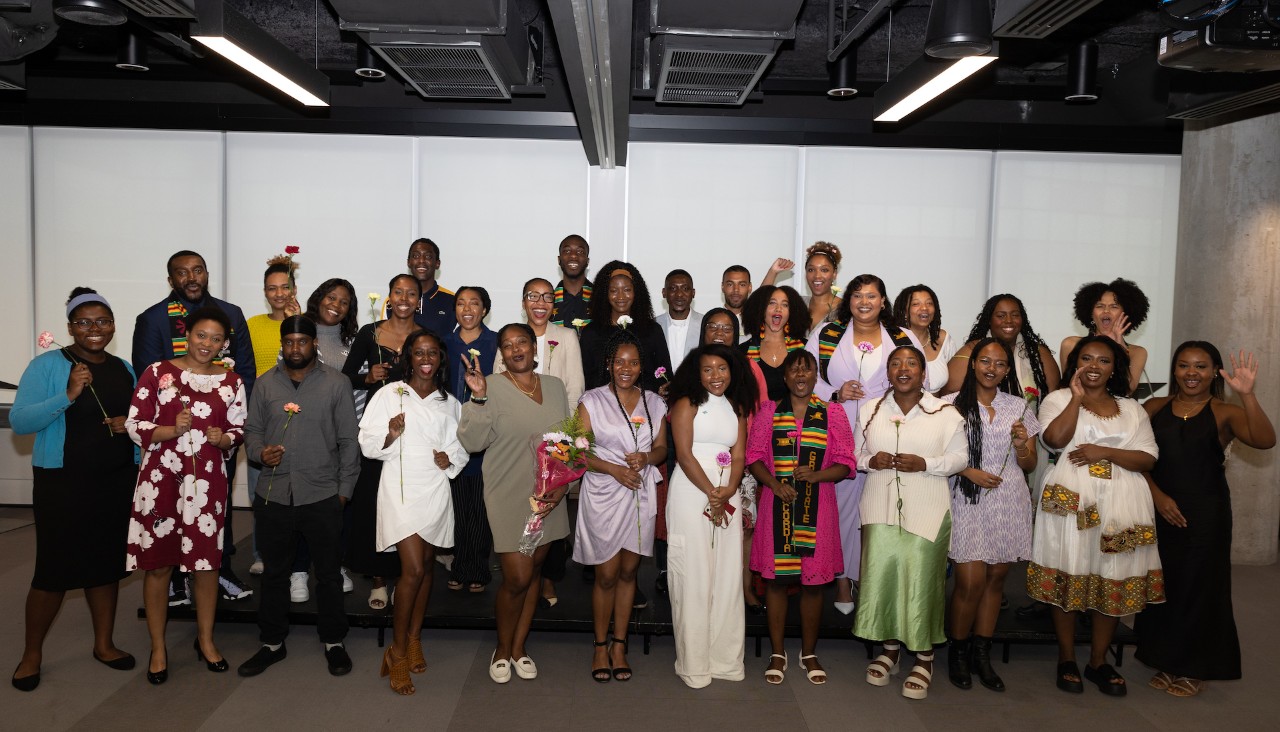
[545,0,632,167]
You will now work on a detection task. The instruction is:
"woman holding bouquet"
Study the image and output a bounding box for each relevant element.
[459,323,572,684]
[575,329,668,682]
[747,349,855,685]
[359,329,469,695]
[665,343,758,689]
[126,306,247,684]
[11,288,137,691]
[940,338,1040,692]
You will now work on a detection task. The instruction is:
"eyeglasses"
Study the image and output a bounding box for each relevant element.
[524,292,556,303]
[705,323,734,333]
[71,318,115,329]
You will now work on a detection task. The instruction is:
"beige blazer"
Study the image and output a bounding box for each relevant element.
[494,321,585,408]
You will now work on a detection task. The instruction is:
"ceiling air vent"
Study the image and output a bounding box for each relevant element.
[0,78,24,91]
[116,0,195,19]
[369,35,519,99]
[993,0,1106,40]
[1168,79,1280,120]
[655,36,776,105]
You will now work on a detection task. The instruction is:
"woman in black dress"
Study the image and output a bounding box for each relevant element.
[739,285,809,402]
[10,288,137,691]
[1136,342,1275,697]
[343,274,419,608]
[578,261,672,393]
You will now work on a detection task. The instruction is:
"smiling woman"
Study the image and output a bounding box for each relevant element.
[9,287,138,692]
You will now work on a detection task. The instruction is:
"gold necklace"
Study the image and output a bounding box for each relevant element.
[1173,395,1211,421]
[505,371,539,397]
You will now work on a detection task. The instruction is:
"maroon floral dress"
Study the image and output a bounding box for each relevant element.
[125,360,246,572]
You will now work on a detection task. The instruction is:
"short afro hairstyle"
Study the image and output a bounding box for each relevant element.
[1072,278,1149,332]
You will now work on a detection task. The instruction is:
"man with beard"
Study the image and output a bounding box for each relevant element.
[133,250,256,603]
[551,234,591,328]
[239,316,359,678]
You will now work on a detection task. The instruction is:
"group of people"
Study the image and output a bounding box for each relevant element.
[10,235,1273,704]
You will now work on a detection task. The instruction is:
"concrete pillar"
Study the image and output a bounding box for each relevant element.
[1174,111,1280,565]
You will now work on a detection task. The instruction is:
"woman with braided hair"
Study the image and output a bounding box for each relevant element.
[893,284,956,395]
[575,328,668,682]
[944,294,1060,399]
[578,260,672,393]
[854,345,966,700]
[940,337,1040,693]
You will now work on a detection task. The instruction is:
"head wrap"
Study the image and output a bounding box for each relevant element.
[66,293,112,319]
[280,315,317,339]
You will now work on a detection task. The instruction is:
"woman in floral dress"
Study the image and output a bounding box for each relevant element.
[127,306,246,684]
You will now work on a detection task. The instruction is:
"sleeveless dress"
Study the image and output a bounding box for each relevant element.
[1135,402,1241,680]
[574,387,668,563]
[1026,389,1164,616]
[666,393,744,688]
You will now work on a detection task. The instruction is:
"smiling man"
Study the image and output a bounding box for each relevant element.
[551,234,591,327]
[404,238,456,335]
[657,269,701,368]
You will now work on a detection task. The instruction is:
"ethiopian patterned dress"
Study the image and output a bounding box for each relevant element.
[1026,388,1164,616]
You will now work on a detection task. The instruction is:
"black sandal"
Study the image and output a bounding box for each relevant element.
[591,640,611,683]
[1056,661,1084,694]
[1084,663,1127,697]
[610,637,632,682]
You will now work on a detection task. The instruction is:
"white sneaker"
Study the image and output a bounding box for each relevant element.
[289,572,310,603]
[341,567,354,594]
[249,560,264,576]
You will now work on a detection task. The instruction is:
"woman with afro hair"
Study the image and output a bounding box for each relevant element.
[1059,278,1150,395]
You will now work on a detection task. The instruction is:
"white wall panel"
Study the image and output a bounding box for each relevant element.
[627,143,799,318]
[0,127,33,387]
[803,147,994,344]
[417,138,589,328]
[32,128,224,364]
[225,132,415,328]
[990,152,1181,386]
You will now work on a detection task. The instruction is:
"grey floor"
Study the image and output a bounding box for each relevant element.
[3,506,1278,732]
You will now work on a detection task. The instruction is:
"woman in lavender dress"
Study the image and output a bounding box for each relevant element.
[941,337,1039,693]
[806,274,921,613]
[575,329,668,682]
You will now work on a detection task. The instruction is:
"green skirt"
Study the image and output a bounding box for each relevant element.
[852,514,951,652]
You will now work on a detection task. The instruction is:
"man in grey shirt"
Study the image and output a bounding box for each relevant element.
[239,316,360,678]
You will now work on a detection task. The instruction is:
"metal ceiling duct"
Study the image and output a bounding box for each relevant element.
[115,0,194,19]
[925,0,993,59]
[649,0,804,106]
[993,0,1105,40]
[328,0,528,100]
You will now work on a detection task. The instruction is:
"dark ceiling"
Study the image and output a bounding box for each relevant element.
[0,0,1257,158]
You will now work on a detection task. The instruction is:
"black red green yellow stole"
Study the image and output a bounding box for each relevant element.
[816,322,913,384]
[166,299,189,356]
[551,281,592,327]
[771,395,828,576]
[746,337,805,363]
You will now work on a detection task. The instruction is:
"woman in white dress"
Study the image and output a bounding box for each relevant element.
[893,284,956,393]
[1027,335,1161,697]
[359,330,469,695]
[806,273,922,613]
[665,343,758,689]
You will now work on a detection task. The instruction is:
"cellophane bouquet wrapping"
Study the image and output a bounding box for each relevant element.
[518,413,594,556]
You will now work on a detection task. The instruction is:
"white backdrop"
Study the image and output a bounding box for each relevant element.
[0,126,1181,504]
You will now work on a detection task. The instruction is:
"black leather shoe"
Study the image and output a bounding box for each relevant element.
[1015,601,1050,619]
[948,637,973,690]
[971,636,1005,692]
[237,644,287,677]
[194,638,229,672]
[325,645,353,676]
[93,651,136,671]
[11,668,39,692]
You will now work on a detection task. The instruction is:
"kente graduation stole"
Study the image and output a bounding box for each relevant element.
[166,300,189,356]
[167,298,231,369]
[816,322,912,383]
[771,395,828,576]
[746,337,805,363]
[551,281,592,326]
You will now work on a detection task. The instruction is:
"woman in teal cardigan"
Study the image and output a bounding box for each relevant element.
[10,288,138,692]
